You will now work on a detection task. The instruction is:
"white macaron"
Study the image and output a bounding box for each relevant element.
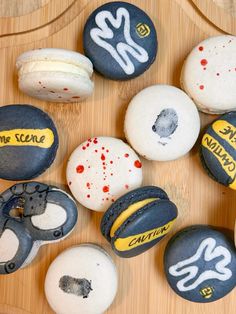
[45,244,118,314]
[66,137,143,212]
[16,48,94,102]
[124,85,200,161]
[181,35,236,114]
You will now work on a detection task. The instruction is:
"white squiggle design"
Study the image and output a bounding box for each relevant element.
[169,237,232,292]
[90,8,149,75]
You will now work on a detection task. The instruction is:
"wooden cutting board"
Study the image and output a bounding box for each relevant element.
[0,0,235,313]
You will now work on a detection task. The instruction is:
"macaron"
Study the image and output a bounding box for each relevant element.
[16,48,94,102]
[124,85,200,161]
[101,186,178,258]
[181,35,236,114]
[83,1,158,80]
[200,112,236,190]
[0,104,58,180]
[66,137,143,212]
[0,182,78,274]
[45,244,118,314]
[164,225,236,303]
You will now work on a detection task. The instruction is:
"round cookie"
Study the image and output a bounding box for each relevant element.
[181,35,236,114]
[45,244,118,314]
[124,85,200,161]
[16,48,94,102]
[164,225,236,303]
[200,112,236,189]
[66,137,143,212]
[101,186,178,258]
[0,182,78,274]
[0,104,58,180]
[83,1,158,80]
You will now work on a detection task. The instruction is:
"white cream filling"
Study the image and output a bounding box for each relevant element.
[18,61,90,79]
[0,229,19,263]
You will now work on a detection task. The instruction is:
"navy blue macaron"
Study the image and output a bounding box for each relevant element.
[101,186,178,258]
[0,181,78,274]
[83,1,158,80]
[164,225,236,303]
[0,104,58,180]
[200,112,236,190]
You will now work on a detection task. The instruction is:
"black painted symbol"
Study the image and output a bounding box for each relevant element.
[152,108,178,139]
[59,275,93,298]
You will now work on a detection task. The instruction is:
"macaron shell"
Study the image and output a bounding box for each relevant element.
[200,112,236,189]
[83,1,157,80]
[19,72,93,102]
[67,137,143,212]
[164,225,236,303]
[181,35,236,114]
[0,104,58,180]
[111,199,178,258]
[101,186,169,240]
[124,85,200,161]
[44,244,118,314]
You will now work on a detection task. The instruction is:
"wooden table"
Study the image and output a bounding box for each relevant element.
[0,0,235,313]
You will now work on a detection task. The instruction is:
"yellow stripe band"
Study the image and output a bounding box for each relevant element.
[114,219,176,251]
[0,129,54,148]
[110,198,157,238]
[212,120,236,150]
[202,134,236,189]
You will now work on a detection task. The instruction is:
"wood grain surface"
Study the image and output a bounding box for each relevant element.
[0,0,235,313]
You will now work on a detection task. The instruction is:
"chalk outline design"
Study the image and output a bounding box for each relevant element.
[168,237,232,292]
[90,7,149,75]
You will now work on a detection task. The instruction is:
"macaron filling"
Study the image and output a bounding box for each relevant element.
[110,198,158,237]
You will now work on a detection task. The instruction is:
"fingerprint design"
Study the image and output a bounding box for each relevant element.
[152,108,178,138]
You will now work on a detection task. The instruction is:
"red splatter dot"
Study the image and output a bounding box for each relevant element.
[125,184,129,189]
[200,59,208,66]
[86,183,91,189]
[198,46,204,51]
[199,85,204,90]
[86,143,90,147]
[69,181,72,185]
[64,88,68,91]
[111,173,113,176]
[88,166,91,169]
[102,147,105,150]
[93,138,98,144]
[124,153,129,158]
[101,154,105,161]
[106,150,109,153]
[203,67,206,70]
[102,162,106,165]
[87,194,90,198]
[95,150,98,153]
[134,160,142,168]
[110,161,113,164]
[88,139,92,142]
[106,198,109,201]
[103,186,109,193]
[217,73,220,76]
[103,167,106,170]
[82,146,86,150]
[112,199,115,202]
[76,165,84,173]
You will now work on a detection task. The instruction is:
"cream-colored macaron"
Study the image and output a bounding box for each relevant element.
[16,48,94,102]
[181,35,236,114]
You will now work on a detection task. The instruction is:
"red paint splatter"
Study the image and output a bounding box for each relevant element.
[103,186,109,193]
[86,183,91,189]
[200,59,208,66]
[199,85,204,90]
[102,162,106,165]
[101,154,105,161]
[64,88,68,91]
[87,194,90,198]
[134,160,142,168]
[86,143,90,147]
[88,166,91,169]
[198,46,204,51]
[110,161,113,164]
[125,184,129,189]
[95,150,98,153]
[106,198,109,201]
[203,67,206,70]
[102,147,105,150]
[112,199,115,202]
[82,146,86,150]
[93,138,98,144]
[76,165,84,173]
[103,167,106,170]
[217,73,220,76]
[111,173,113,176]
[106,150,109,153]
[124,153,129,158]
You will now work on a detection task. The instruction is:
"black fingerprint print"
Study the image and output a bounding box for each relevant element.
[59,275,93,298]
[152,108,178,138]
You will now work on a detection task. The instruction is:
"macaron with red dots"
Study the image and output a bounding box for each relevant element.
[66,137,143,212]
[16,48,94,102]
[181,35,236,114]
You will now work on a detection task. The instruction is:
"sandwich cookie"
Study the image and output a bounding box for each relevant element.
[83,1,158,80]
[67,137,143,212]
[181,35,236,114]
[101,186,178,258]
[124,85,200,161]
[200,112,236,190]
[0,104,58,180]
[0,182,78,274]
[16,48,94,102]
[164,225,236,303]
[45,244,118,314]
